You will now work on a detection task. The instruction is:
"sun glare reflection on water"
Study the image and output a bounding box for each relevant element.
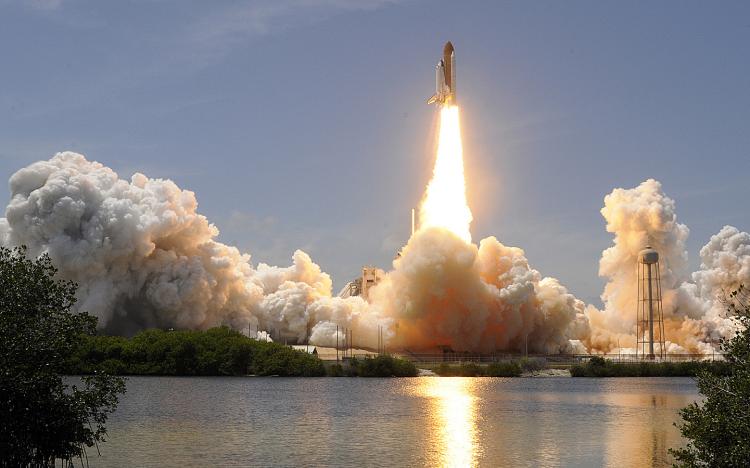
[417,377,481,467]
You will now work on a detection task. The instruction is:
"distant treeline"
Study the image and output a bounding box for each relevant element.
[430,361,522,377]
[66,327,326,377]
[328,355,418,377]
[425,357,549,377]
[569,356,733,377]
[65,327,419,378]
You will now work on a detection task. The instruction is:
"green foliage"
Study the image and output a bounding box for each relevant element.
[250,343,325,377]
[671,286,750,467]
[66,326,326,377]
[517,357,547,373]
[325,364,345,377]
[341,355,418,377]
[436,363,480,377]
[0,246,125,467]
[433,361,522,377]
[486,361,523,377]
[569,358,731,378]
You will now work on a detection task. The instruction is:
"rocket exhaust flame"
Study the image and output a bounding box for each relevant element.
[419,106,473,244]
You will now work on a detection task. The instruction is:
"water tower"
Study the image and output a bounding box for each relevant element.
[636,246,666,359]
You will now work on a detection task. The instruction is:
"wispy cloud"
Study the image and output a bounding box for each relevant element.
[186,0,405,62]
[25,0,63,11]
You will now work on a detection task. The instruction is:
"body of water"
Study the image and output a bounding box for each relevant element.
[87,376,698,467]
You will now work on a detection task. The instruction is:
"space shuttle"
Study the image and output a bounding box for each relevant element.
[427,42,456,106]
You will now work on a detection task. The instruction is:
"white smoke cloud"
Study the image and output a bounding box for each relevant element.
[255,330,273,342]
[589,179,747,353]
[368,229,587,353]
[2,154,747,355]
[599,179,690,322]
[0,152,372,343]
[307,296,392,348]
[673,225,749,347]
[0,153,586,353]
[682,225,750,316]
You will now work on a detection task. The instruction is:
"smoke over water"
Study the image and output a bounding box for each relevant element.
[1,136,747,353]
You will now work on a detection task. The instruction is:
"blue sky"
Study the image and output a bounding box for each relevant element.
[1,0,748,304]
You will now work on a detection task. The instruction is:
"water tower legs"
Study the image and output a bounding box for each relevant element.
[647,262,655,360]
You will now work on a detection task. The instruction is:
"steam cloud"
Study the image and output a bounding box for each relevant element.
[369,229,589,353]
[586,179,744,353]
[0,153,388,347]
[1,154,747,353]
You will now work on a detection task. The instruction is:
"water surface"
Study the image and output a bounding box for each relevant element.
[89,377,697,467]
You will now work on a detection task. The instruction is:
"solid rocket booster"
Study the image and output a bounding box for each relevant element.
[427,42,456,106]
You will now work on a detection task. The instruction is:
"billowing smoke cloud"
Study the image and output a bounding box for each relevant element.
[0,153,390,347]
[2,154,746,354]
[586,179,690,352]
[673,226,749,349]
[369,228,589,353]
[587,179,746,353]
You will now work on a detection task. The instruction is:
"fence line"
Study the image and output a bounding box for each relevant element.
[315,350,724,364]
[393,352,723,365]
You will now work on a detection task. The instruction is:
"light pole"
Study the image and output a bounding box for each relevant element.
[525,333,528,358]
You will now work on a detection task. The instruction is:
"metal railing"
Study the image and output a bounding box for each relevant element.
[314,349,725,364]
[393,352,724,365]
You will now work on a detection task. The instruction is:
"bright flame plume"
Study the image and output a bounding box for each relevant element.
[419,106,473,243]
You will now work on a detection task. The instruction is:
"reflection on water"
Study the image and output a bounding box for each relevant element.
[418,378,479,467]
[603,392,685,467]
[83,377,698,468]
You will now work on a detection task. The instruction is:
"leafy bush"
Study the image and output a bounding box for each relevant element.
[435,363,481,376]
[326,364,345,377]
[671,286,750,467]
[569,358,732,377]
[250,344,325,377]
[347,355,418,377]
[486,361,522,377]
[433,361,522,377]
[517,357,547,373]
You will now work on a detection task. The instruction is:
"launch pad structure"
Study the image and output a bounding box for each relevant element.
[338,266,385,301]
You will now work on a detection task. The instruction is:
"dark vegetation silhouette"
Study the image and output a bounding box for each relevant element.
[325,355,417,377]
[432,360,525,377]
[69,329,420,378]
[670,285,750,467]
[66,327,326,377]
[569,356,731,377]
[0,246,125,468]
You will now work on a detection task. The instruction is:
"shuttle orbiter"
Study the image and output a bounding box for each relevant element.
[427,42,456,106]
